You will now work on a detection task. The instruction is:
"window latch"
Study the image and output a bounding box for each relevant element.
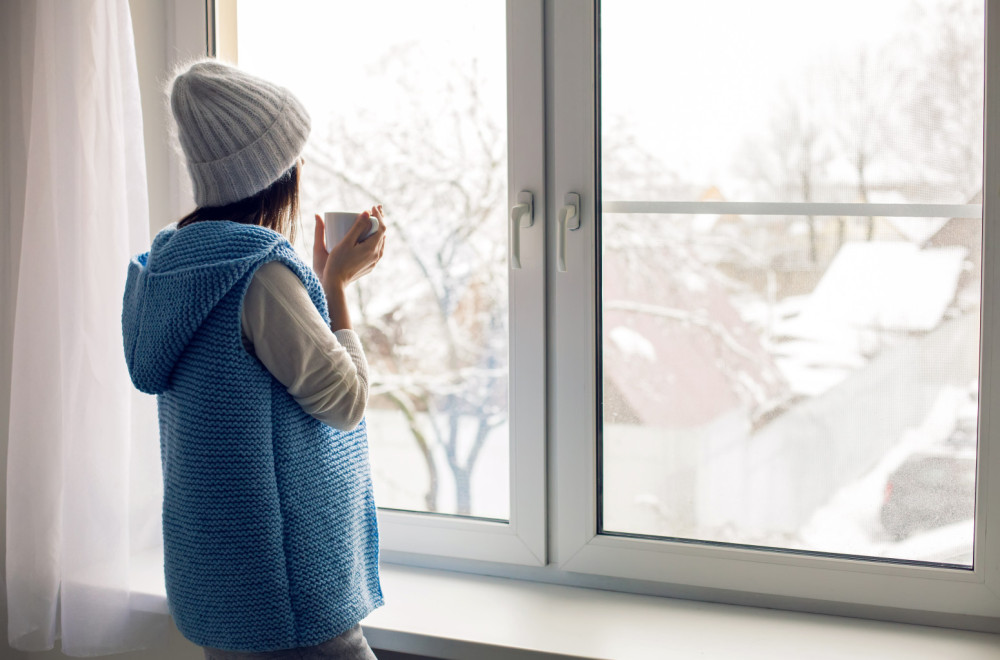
[510,191,534,269]
[557,193,581,272]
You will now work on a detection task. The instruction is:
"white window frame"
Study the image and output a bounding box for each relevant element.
[374,0,547,567]
[194,0,548,567]
[550,0,1000,624]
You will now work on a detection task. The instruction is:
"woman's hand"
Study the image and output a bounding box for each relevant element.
[312,206,387,294]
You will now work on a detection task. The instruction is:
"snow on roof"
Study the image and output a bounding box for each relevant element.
[769,241,967,396]
[885,217,951,245]
[609,326,657,362]
[866,190,958,245]
[767,329,873,398]
[771,358,854,398]
[800,242,967,333]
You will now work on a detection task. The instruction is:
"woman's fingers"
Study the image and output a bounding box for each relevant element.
[374,209,388,240]
[359,207,387,245]
[344,211,374,245]
[312,214,327,272]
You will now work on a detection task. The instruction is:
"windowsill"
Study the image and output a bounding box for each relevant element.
[129,551,1000,659]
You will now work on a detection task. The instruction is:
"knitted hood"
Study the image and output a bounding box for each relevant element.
[122,221,287,394]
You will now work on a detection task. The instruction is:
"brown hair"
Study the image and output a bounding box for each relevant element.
[176,163,300,243]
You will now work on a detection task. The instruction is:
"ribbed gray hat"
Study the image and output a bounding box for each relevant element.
[169,59,311,207]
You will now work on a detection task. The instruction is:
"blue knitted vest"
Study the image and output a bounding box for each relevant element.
[122,220,382,652]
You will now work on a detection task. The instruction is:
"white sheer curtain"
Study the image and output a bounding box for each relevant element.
[4,0,166,655]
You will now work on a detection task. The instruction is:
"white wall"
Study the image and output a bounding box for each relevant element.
[134,0,175,235]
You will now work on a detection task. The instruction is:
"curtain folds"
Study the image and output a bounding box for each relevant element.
[5,0,165,655]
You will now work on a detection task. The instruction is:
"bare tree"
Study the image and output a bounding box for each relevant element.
[301,44,508,515]
[735,82,834,265]
[826,47,907,240]
[898,0,984,204]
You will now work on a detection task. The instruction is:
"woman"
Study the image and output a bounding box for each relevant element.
[122,59,386,659]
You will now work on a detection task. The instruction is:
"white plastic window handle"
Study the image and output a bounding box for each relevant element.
[557,193,581,272]
[510,191,534,269]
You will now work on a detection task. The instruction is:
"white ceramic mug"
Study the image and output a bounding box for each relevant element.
[324,211,379,252]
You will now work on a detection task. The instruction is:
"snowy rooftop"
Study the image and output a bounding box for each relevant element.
[785,241,966,335]
[771,241,968,396]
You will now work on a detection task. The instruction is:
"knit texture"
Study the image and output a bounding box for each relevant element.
[122,220,382,652]
[169,59,311,207]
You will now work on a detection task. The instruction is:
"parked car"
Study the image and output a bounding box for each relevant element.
[880,444,976,541]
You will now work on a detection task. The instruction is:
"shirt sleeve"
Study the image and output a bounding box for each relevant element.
[241,260,369,431]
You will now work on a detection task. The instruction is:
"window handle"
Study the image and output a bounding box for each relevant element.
[510,191,534,269]
[557,193,581,272]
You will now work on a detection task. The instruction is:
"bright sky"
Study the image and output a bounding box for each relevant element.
[234,1,971,193]
[236,0,505,123]
[600,0,917,182]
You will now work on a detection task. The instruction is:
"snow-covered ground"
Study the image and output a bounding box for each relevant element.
[366,408,510,519]
[795,384,976,565]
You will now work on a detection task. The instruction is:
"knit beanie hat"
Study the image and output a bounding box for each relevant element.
[169,59,311,207]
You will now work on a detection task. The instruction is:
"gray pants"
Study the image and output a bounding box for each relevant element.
[202,625,377,660]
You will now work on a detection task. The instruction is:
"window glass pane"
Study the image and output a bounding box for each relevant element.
[599,0,983,565]
[235,0,509,519]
